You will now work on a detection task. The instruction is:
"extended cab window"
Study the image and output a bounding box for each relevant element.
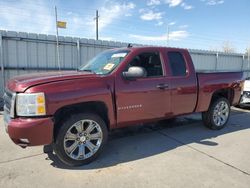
[129,52,163,77]
[168,52,187,76]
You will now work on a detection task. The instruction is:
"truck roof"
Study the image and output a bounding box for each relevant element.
[112,46,188,52]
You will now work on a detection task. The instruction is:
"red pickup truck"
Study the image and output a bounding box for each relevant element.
[3,46,243,166]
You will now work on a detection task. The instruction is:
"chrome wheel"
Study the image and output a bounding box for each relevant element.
[63,119,103,160]
[212,101,229,127]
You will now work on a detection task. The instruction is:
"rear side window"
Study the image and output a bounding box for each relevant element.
[167,52,187,76]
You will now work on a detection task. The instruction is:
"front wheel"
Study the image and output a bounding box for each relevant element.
[202,97,230,130]
[54,113,108,166]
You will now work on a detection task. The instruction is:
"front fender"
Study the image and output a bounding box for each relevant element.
[25,77,116,128]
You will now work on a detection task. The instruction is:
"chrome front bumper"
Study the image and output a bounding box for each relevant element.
[3,108,11,132]
[3,89,16,133]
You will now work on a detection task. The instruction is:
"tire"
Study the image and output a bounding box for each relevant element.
[202,97,230,130]
[53,113,108,166]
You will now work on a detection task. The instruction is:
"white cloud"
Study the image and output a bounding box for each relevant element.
[179,24,189,29]
[147,0,193,9]
[164,0,194,10]
[127,2,137,9]
[86,2,136,31]
[181,2,193,10]
[156,21,176,27]
[184,5,193,9]
[129,30,189,41]
[168,22,176,26]
[0,0,54,34]
[140,9,164,21]
[165,0,183,7]
[125,13,133,17]
[169,30,189,40]
[147,0,161,6]
[156,21,164,26]
[201,0,224,6]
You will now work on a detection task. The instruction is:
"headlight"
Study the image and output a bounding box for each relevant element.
[16,93,46,116]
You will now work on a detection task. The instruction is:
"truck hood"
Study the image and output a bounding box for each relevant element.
[7,71,97,92]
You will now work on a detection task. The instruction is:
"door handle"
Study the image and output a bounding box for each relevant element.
[157,83,169,89]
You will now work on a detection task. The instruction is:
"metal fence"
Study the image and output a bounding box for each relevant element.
[0,30,250,107]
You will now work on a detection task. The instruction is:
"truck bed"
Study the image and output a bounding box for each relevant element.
[195,71,243,112]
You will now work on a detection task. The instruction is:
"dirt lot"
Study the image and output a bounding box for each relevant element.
[0,107,250,188]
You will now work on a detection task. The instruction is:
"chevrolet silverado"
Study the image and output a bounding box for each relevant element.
[3,46,244,166]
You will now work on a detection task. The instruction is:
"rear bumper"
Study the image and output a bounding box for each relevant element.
[6,117,54,147]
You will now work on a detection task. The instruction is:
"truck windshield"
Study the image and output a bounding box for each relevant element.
[78,50,130,75]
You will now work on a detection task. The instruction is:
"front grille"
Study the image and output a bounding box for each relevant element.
[3,89,16,118]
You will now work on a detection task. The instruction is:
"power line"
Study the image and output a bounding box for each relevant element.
[0,4,249,40]
[0,15,248,45]
[0,5,249,51]
[1,22,248,47]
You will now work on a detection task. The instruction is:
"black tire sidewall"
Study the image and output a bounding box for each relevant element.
[54,113,108,167]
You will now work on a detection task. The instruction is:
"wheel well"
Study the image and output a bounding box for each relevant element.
[211,88,234,105]
[53,101,110,137]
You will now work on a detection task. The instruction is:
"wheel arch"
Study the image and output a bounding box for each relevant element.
[53,101,110,138]
[210,88,234,105]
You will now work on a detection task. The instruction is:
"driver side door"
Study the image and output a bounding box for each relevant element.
[115,50,171,127]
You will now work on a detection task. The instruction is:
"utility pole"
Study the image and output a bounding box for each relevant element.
[248,47,250,74]
[166,22,176,46]
[55,6,61,71]
[0,33,5,91]
[94,10,99,40]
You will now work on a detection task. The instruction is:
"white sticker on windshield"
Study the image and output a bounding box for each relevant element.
[103,63,115,71]
[111,53,127,58]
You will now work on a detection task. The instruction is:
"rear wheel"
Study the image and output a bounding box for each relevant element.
[54,113,108,166]
[202,97,230,130]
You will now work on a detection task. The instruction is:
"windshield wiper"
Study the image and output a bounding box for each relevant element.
[77,69,96,73]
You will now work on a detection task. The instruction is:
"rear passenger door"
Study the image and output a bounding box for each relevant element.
[166,51,198,115]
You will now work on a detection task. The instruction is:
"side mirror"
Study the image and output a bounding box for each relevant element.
[123,66,147,80]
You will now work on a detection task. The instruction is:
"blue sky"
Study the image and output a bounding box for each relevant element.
[0,0,249,52]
